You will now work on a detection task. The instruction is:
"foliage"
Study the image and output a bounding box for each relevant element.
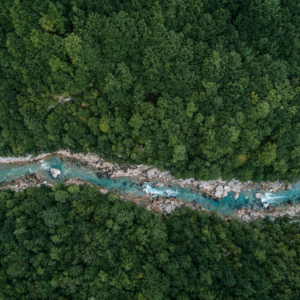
[1,185,300,299]
[1,0,300,182]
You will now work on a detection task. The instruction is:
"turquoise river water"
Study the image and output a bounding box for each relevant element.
[1,155,300,217]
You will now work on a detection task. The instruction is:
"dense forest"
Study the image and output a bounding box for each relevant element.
[0,184,300,300]
[1,0,300,183]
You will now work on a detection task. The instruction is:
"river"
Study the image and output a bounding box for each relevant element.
[1,154,300,219]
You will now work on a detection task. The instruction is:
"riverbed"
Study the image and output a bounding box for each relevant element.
[1,153,300,220]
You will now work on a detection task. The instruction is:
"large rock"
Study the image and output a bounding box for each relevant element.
[223,185,230,197]
[215,185,224,198]
[255,193,263,200]
[242,214,252,222]
[50,168,61,178]
[26,173,40,181]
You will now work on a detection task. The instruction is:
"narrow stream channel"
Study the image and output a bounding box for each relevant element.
[1,155,300,217]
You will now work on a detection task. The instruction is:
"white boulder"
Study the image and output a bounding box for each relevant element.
[223,185,230,197]
[215,185,224,198]
[255,193,263,200]
[50,168,61,178]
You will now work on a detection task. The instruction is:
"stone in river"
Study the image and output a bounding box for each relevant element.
[234,192,239,200]
[96,172,105,179]
[50,168,61,178]
[255,193,263,200]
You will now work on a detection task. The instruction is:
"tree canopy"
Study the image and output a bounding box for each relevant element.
[1,184,300,299]
[1,0,300,182]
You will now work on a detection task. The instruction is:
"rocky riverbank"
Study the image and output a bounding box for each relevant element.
[0,173,206,215]
[2,150,300,222]
[0,149,294,202]
[1,171,300,222]
[0,173,51,192]
[0,173,109,195]
[237,203,300,222]
[2,173,299,222]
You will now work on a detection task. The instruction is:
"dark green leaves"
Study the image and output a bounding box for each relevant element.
[2,0,300,183]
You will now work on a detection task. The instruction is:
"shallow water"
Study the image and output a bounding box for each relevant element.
[1,155,300,217]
